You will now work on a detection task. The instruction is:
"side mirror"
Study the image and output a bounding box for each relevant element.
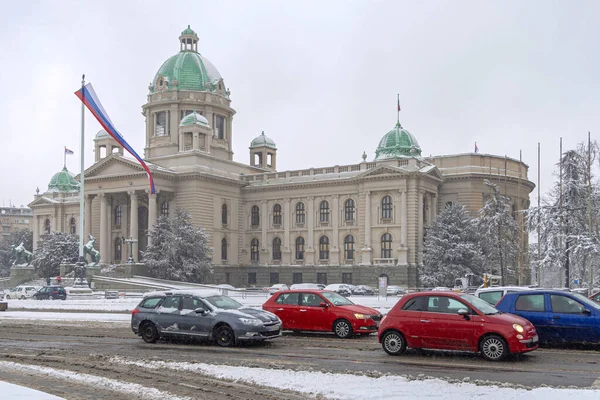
[457,308,470,319]
[319,302,328,308]
[194,308,207,315]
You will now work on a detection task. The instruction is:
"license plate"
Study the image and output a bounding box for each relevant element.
[267,324,280,332]
[533,335,539,342]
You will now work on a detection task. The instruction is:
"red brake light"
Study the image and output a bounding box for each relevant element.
[132,308,140,316]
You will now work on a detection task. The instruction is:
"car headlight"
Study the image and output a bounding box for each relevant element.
[512,324,524,333]
[240,318,263,326]
[354,313,365,319]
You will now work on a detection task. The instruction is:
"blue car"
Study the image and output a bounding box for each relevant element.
[496,290,600,345]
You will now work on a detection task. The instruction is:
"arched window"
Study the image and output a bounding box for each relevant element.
[381,233,393,259]
[114,205,122,225]
[272,237,282,260]
[44,218,51,234]
[251,205,260,227]
[160,201,169,217]
[344,235,355,260]
[295,202,305,224]
[221,204,228,225]
[344,199,355,222]
[273,204,282,226]
[221,238,227,260]
[114,237,122,261]
[319,236,330,260]
[423,195,429,225]
[250,238,259,262]
[319,200,329,223]
[68,217,76,234]
[381,195,393,220]
[295,237,305,260]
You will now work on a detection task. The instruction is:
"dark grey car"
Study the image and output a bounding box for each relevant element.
[131,289,282,347]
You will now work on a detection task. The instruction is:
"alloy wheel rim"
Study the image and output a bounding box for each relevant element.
[143,325,154,339]
[483,338,504,359]
[336,322,349,337]
[384,334,403,353]
[219,327,231,343]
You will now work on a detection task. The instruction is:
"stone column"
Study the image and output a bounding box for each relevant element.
[418,190,424,265]
[331,194,340,264]
[432,193,437,222]
[99,193,109,263]
[129,190,139,262]
[401,189,407,246]
[283,198,291,265]
[261,201,267,248]
[364,191,371,247]
[32,216,39,251]
[148,192,157,246]
[85,195,93,237]
[306,197,315,265]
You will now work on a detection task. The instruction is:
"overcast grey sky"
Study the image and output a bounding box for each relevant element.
[1,0,599,208]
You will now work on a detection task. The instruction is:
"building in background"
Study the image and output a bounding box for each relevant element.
[29,26,535,287]
[0,206,33,240]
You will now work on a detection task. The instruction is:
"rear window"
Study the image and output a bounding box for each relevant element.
[515,294,545,312]
[401,296,426,311]
[275,292,300,305]
[139,297,163,309]
[479,291,503,305]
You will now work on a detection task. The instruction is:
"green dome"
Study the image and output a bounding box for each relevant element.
[250,131,276,150]
[48,167,79,192]
[181,25,196,35]
[180,111,209,127]
[151,51,222,93]
[95,129,109,139]
[374,122,422,160]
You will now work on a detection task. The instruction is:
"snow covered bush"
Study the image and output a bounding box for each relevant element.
[32,232,79,279]
[144,209,213,283]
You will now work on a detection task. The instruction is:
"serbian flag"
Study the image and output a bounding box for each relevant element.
[397,97,401,112]
[74,83,156,194]
[474,142,479,153]
[64,147,74,155]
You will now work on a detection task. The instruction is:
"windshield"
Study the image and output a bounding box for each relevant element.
[322,291,354,306]
[203,295,243,310]
[573,293,600,310]
[460,294,500,315]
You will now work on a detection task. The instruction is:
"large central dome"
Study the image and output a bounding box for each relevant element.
[375,122,422,160]
[150,26,223,93]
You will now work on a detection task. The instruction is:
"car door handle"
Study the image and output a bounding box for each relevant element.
[420,319,430,323]
[552,316,561,320]
[300,309,307,312]
[277,308,284,311]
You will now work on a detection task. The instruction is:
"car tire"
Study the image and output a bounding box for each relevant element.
[5,295,10,299]
[479,334,508,361]
[20,296,26,300]
[140,321,159,344]
[333,319,353,339]
[381,330,407,355]
[214,324,235,347]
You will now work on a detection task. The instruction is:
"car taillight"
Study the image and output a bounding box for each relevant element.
[131,308,140,316]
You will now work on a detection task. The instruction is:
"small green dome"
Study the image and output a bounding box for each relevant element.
[95,129,109,139]
[250,131,276,150]
[181,25,196,36]
[48,167,79,192]
[374,122,422,160]
[180,111,209,127]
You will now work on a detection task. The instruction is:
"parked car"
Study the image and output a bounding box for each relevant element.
[290,283,322,290]
[324,284,352,297]
[263,289,382,338]
[264,284,289,295]
[131,289,281,346]
[496,290,600,345]
[589,291,600,304]
[105,290,119,299]
[386,286,406,296]
[33,286,67,300]
[355,285,375,296]
[378,291,538,361]
[5,285,39,299]
[474,286,531,305]
[316,284,326,290]
[431,287,452,292]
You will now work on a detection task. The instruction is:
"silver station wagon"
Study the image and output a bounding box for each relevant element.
[131,289,282,347]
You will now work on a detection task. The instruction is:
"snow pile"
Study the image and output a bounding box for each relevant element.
[109,357,600,400]
[0,381,62,399]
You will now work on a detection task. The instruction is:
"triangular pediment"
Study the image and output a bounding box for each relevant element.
[28,195,78,208]
[356,165,405,180]
[84,155,146,179]
[422,165,444,181]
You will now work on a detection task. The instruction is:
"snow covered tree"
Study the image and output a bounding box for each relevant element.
[32,232,79,280]
[0,228,33,277]
[478,180,520,286]
[144,209,213,283]
[421,203,483,287]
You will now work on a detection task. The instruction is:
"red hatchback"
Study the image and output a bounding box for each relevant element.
[378,291,538,361]
[263,290,382,338]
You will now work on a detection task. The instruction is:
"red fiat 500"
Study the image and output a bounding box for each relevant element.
[262,290,382,338]
[378,291,538,361]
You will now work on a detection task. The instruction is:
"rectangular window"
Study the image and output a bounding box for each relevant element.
[270,272,279,285]
[293,272,303,284]
[317,272,327,285]
[180,110,193,120]
[515,294,545,312]
[155,111,167,136]
[342,273,353,284]
[247,272,257,285]
[215,115,225,139]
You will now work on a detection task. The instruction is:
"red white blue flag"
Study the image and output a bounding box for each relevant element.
[64,146,74,155]
[74,83,156,194]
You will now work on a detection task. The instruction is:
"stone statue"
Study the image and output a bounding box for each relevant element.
[83,234,101,265]
[11,242,33,266]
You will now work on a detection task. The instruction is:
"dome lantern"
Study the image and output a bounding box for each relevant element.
[179,25,199,52]
[249,131,277,170]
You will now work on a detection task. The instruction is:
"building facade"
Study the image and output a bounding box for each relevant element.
[0,206,33,240]
[29,26,535,288]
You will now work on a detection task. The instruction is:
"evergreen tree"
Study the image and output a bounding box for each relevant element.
[32,232,79,280]
[421,203,483,287]
[0,228,33,277]
[144,209,213,283]
[478,180,520,286]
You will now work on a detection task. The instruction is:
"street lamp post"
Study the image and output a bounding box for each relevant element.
[125,236,138,264]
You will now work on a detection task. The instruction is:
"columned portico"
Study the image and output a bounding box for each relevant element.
[148,192,157,246]
[98,193,109,263]
[85,195,93,237]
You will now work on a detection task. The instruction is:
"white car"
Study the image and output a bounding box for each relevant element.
[324,284,352,296]
[290,283,322,290]
[264,283,289,294]
[474,286,531,305]
[386,285,406,296]
[5,285,40,300]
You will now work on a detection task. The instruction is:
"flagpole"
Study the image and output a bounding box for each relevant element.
[78,74,86,262]
[397,94,400,125]
[63,147,66,169]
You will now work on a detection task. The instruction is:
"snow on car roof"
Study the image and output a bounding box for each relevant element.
[143,289,222,298]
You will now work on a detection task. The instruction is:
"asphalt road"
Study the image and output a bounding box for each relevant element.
[0,318,599,399]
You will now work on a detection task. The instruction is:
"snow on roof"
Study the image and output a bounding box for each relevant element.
[143,289,222,298]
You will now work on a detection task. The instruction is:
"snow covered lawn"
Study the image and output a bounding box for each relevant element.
[0,380,62,400]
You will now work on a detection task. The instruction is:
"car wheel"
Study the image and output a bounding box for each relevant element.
[214,324,235,347]
[381,330,407,355]
[5,295,10,299]
[480,334,508,361]
[20,296,26,300]
[333,319,353,339]
[140,321,159,343]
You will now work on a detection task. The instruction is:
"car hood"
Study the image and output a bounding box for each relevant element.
[484,312,533,327]
[338,304,380,315]
[219,307,280,323]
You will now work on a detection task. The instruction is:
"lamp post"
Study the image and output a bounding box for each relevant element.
[125,236,138,264]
